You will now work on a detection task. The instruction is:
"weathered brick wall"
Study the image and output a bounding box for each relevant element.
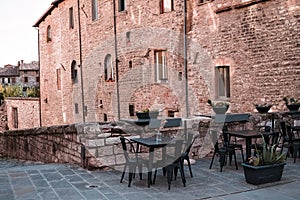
[192,0,300,113]
[37,0,299,127]
[5,98,40,130]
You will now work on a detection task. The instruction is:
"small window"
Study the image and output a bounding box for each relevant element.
[12,107,18,129]
[92,0,98,21]
[71,60,77,83]
[104,54,114,81]
[126,31,130,45]
[119,0,126,12]
[56,69,61,90]
[75,103,79,114]
[178,72,182,81]
[12,78,16,84]
[47,25,52,42]
[129,60,132,68]
[104,113,108,121]
[24,77,28,83]
[155,50,168,82]
[36,77,40,83]
[129,105,134,116]
[161,0,174,13]
[215,66,230,98]
[69,7,74,29]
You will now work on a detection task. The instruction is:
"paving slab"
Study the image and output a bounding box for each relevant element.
[0,156,299,200]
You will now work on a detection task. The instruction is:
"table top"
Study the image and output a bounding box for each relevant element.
[224,130,277,139]
[131,137,174,148]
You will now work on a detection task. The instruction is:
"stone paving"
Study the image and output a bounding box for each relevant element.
[0,156,300,200]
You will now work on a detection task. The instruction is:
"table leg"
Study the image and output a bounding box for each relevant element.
[148,147,154,187]
[245,138,252,159]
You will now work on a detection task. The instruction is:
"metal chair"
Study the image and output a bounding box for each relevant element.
[120,137,149,187]
[209,130,238,172]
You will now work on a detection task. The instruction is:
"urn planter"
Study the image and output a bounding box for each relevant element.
[212,106,229,114]
[241,162,286,185]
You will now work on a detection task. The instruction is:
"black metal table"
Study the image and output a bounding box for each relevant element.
[130,137,173,187]
[224,130,278,159]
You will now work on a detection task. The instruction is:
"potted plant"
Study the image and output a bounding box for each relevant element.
[241,134,286,185]
[136,108,159,120]
[207,99,230,114]
[283,97,300,111]
[254,103,272,113]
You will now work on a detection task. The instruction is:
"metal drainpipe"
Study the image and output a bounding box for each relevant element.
[183,0,189,119]
[36,27,42,127]
[113,0,121,120]
[77,0,85,123]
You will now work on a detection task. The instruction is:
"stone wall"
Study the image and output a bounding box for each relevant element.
[5,98,40,130]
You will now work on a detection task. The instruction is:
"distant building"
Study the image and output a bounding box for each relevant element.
[0,60,40,90]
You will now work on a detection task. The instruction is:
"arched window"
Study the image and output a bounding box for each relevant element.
[104,54,114,81]
[71,60,77,83]
[47,25,52,42]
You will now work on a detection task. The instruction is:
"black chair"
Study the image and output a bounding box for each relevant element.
[153,139,186,190]
[280,121,300,163]
[222,128,244,163]
[251,125,280,156]
[181,133,196,178]
[120,137,149,187]
[209,130,238,172]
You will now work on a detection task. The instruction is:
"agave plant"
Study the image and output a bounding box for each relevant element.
[249,133,286,166]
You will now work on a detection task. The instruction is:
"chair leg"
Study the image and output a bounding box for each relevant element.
[138,164,143,180]
[240,148,245,162]
[120,164,127,183]
[186,158,193,177]
[209,151,217,169]
[219,153,226,172]
[153,169,157,185]
[233,152,238,170]
[180,161,186,187]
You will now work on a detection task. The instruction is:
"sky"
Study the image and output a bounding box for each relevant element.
[0,0,54,67]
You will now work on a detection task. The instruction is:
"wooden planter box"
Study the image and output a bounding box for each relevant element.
[241,163,286,185]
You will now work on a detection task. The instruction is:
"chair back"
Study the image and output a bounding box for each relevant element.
[184,133,196,154]
[120,137,136,162]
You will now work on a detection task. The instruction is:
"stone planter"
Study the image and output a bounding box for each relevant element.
[212,106,229,114]
[241,162,286,185]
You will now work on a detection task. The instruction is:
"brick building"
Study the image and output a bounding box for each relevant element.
[0,60,39,89]
[33,0,300,127]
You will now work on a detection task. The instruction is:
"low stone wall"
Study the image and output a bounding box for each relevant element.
[0,113,296,170]
[0,124,83,166]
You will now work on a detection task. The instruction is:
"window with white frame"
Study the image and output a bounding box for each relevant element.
[92,0,98,21]
[215,66,230,98]
[161,0,174,13]
[104,54,114,81]
[155,50,168,82]
[119,0,126,12]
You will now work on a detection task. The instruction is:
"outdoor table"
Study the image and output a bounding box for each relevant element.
[224,130,279,159]
[130,137,173,187]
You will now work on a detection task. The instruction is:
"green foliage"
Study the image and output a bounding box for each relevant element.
[283,97,299,105]
[2,85,23,97]
[249,133,286,166]
[0,85,40,98]
[26,87,40,97]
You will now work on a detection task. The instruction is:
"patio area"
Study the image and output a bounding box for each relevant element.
[1,155,300,200]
